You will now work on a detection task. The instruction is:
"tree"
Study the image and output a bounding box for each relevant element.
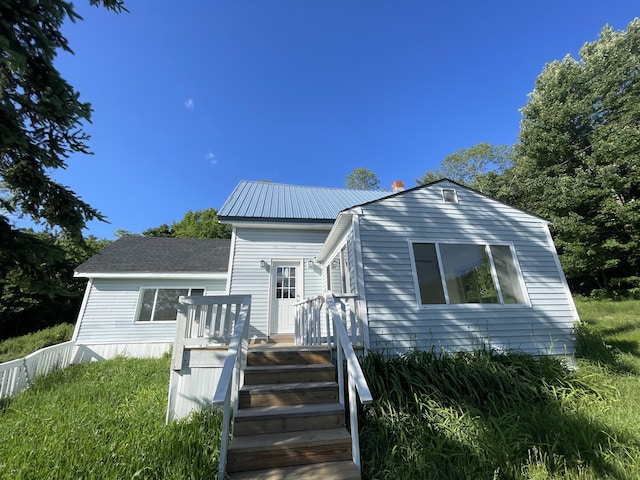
[143,208,231,239]
[513,19,640,295]
[0,232,110,340]
[417,143,514,190]
[345,167,380,190]
[0,0,126,292]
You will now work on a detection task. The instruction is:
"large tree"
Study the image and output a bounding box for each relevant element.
[417,143,514,191]
[345,167,380,190]
[514,19,640,295]
[0,0,125,292]
[143,208,232,239]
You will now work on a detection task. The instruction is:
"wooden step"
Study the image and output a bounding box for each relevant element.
[226,428,352,472]
[239,381,339,408]
[266,334,295,344]
[247,346,331,366]
[228,460,361,480]
[244,363,335,384]
[234,402,345,436]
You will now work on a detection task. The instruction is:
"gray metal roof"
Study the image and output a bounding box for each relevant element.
[75,237,231,274]
[218,181,391,222]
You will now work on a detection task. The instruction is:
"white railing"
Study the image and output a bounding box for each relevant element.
[294,293,363,347]
[0,340,76,399]
[211,295,252,480]
[171,295,250,371]
[324,293,373,474]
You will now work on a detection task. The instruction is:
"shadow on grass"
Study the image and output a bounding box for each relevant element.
[0,397,10,414]
[575,323,638,374]
[359,349,637,480]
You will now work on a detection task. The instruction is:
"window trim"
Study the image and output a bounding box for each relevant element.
[442,188,458,204]
[408,239,530,309]
[326,244,351,295]
[134,286,206,323]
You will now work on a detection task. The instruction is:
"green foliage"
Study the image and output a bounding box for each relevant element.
[0,232,109,340]
[345,167,381,190]
[0,356,221,480]
[0,323,74,363]
[358,300,640,479]
[512,19,640,296]
[417,143,514,190]
[143,208,231,239]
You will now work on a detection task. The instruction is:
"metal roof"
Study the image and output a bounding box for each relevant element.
[75,237,231,275]
[218,181,391,222]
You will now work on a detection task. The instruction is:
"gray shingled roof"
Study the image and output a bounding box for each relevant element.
[75,237,231,274]
[218,181,391,222]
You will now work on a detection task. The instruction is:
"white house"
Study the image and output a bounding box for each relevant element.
[72,237,230,360]
[73,179,578,359]
[219,179,578,356]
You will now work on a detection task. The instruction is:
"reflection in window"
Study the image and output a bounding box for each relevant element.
[137,288,204,321]
[276,266,296,299]
[412,242,526,305]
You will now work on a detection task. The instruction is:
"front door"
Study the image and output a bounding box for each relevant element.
[269,262,299,334]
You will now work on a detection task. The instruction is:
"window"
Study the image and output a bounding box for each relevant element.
[137,288,204,322]
[442,188,458,203]
[411,242,526,305]
[326,246,350,295]
[275,266,296,299]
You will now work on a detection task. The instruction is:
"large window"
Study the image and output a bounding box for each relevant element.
[411,242,527,305]
[137,288,204,322]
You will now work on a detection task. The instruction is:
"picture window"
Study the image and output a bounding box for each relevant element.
[137,288,204,322]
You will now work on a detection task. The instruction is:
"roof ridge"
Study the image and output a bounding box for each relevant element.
[238,180,389,193]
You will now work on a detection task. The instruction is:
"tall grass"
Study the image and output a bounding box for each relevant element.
[0,323,74,363]
[1,300,639,479]
[359,300,640,479]
[0,356,221,480]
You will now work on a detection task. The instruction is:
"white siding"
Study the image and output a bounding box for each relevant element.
[75,278,228,345]
[229,227,328,337]
[358,181,577,357]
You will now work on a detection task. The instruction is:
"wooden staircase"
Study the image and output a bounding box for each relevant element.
[225,345,361,479]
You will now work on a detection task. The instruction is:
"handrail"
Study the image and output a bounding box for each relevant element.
[324,292,373,473]
[211,295,251,480]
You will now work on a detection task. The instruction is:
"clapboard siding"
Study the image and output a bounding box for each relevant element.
[75,278,227,345]
[356,181,577,357]
[228,227,328,337]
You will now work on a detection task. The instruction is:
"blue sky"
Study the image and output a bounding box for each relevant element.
[45,1,638,239]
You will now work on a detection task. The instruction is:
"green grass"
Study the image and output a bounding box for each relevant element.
[1,300,639,479]
[0,323,75,363]
[0,356,221,480]
[358,300,640,479]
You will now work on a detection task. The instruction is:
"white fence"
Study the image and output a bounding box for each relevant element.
[0,341,76,400]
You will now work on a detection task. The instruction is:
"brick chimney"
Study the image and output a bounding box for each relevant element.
[391,180,405,193]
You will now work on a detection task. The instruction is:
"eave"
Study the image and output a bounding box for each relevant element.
[74,272,228,280]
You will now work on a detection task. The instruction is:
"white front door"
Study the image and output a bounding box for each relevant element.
[269,262,299,334]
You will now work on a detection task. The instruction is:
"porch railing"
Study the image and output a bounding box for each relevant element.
[0,340,76,400]
[294,292,373,474]
[210,295,252,480]
[294,293,363,346]
[166,295,251,425]
[170,295,249,371]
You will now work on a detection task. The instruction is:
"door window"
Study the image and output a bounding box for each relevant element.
[276,266,296,299]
